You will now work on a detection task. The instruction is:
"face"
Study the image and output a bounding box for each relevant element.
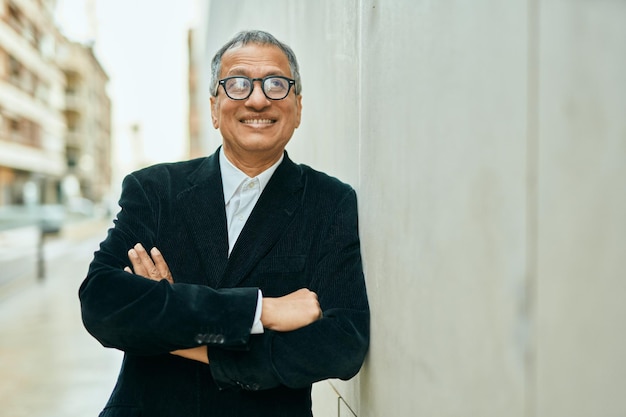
[210,43,303,166]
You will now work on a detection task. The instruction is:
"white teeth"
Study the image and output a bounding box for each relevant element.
[242,119,274,124]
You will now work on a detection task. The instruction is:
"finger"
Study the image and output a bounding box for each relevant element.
[124,266,132,273]
[128,248,148,276]
[134,243,160,279]
[150,247,173,283]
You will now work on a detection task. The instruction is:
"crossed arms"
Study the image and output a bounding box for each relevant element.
[79,168,369,390]
[124,242,323,364]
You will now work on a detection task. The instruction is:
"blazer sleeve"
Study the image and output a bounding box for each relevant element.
[209,188,370,390]
[79,172,259,355]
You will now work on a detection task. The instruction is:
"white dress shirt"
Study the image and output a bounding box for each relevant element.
[219,148,283,334]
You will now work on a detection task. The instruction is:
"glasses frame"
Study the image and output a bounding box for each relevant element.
[217,76,296,101]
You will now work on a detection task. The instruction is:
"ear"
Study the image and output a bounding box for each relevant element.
[294,95,303,129]
[210,96,219,129]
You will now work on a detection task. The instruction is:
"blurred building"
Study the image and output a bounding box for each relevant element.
[56,38,111,205]
[0,0,65,206]
[0,0,110,212]
[187,28,201,159]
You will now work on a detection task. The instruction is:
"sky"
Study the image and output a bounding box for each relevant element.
[55,0,197,168]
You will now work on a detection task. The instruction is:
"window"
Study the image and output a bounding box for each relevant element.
[4,116,41,147]
[7,3,22,33]
[9,118,20,142]
[8,56,21,84]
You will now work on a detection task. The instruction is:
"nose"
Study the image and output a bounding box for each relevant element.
[245,80,270,109]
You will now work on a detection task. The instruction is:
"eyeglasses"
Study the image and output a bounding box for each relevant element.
[217,76,295,100]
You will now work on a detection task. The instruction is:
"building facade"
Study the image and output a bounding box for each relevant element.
[187,28,201,160]
[56,37,111,207]
[0,0,110,215]
[0,0,65,207]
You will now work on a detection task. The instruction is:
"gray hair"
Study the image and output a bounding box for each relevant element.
[210,30,302,97]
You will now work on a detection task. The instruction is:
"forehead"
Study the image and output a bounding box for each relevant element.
[220,43,292,77]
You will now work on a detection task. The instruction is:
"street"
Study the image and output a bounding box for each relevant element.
[0,220,122,417]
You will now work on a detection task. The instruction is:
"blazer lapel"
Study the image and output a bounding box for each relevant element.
[218,154,303,288]
[176,149,229,287]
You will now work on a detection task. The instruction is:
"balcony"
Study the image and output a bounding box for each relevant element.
[65,131,82,147]
[64,91,85,112]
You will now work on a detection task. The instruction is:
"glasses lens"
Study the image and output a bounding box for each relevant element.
[224,77,251,99]
[263,77,290,99]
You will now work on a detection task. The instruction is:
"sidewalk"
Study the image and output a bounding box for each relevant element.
[0,217,112,298]
[0,225,39,290]
[0,219,122,417]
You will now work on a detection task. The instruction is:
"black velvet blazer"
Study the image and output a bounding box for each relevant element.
[79,148,370,417]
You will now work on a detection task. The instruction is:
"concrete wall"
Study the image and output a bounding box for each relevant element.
[196,1,626,415]
[536,2,626,416]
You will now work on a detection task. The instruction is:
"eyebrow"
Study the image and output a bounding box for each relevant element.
[225,67,287,78]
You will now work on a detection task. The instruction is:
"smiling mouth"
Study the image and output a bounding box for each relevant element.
[240,118,276,125]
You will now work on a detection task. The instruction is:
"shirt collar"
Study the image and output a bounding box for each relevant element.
[219,147,284,205]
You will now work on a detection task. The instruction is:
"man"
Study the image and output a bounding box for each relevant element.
[79,30,369,417]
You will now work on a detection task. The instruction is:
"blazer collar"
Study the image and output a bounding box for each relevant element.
[176,148,229,287]
[177,147,304,289]
[220,151,304,288]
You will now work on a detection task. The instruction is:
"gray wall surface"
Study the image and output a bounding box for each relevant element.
[194,1,626,415]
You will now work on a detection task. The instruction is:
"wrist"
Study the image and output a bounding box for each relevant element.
[260,297,275,330]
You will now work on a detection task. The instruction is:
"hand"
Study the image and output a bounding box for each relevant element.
[261,288,322,332]
[124,244,208,363]
[171,346,209,364]
[124,243,173,284]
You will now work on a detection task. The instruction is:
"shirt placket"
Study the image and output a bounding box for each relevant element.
[228,178,260,252]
